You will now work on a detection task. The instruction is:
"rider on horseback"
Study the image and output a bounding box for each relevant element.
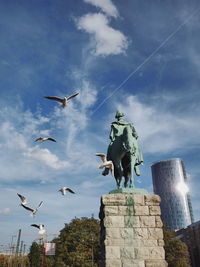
[103,111,143,188]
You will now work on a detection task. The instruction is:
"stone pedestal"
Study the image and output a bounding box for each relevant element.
[99,193,168,267]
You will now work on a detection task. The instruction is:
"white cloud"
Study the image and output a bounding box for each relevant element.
[83,0,119,18]
[24,146,70,169]
[0,208,11,215]
[77,13,128,56]
[116,95,200,154]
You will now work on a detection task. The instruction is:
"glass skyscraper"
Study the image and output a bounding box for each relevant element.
[151,158,194,231]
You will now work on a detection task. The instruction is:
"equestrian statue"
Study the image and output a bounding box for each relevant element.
[102,111,143,188]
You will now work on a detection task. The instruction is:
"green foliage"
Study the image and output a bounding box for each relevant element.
[163,227,191,267]
[28,242,43,267]
[0,254,30,267]
[54,217,100,267]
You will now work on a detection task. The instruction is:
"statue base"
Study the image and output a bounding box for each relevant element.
[109,187,148,195]
[99,193,168,267]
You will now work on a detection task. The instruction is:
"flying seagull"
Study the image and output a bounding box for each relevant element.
[21,201,43,217]
[96,153,114,176]
[35,137,56,142]
[44,93,79,108]
[58,187,75,195]
[17,193,28,205]
[31,224,46,235]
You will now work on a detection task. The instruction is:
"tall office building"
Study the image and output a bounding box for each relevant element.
[151,158,194,231]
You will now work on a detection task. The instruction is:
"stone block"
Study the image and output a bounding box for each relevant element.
[104,206,119,215]
[119,206,134,216]
[122,259,145,267]
[102,194,126,206]
[133,228,148,239]
[140,239,158,247]
[104,216,124,228]
[121,247,135,259]
[106,228,121,239]
[133,194,145,206]
[120,228,134,239]
[148,228,163,239]
[105,239,124,246]
[134,206,149,215]
[155,216,163,228]
[145,259,168,267]
[105,246,120,259]
[139,216,155,227]
[144,195,160,206]
[134,247,149,259]
[106,259,122,267]
[149,247,165,259]
[124,216,140,227]
[149,206,161,215]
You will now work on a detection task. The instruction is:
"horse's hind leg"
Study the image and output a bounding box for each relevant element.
[114,160,123,189]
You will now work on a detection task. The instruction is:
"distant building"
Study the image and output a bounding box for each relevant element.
[151,158,194,231]
[176,220,200,267]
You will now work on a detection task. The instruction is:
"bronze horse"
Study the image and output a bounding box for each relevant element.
[103,112,143,188]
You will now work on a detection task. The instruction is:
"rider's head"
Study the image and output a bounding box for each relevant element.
[115,110,124,120]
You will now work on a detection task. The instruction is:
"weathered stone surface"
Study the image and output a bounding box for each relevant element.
[102,194,126,206]
[149,206,161,215]
[121,247,135,259]
[106,228,121,239]
[133,228,148,239]
[144,195,160,206]
[155,216,163,228]
[124,216,140,227]
[149,247,165,259]
[104,216,124,228]
[104,206,118,215]
[134,247,149,259]
[120,228,134,239]
[139,216,155,227]
[122,259,145,267]
[148,228,163,239]
[105,246,120,259]
[145,260,168,267]
[134,205,149,216]
[105,238,124,246]
[106,259,122,267]
[132,194,145,206]
[119,206,134,216]
[100,193,167,267]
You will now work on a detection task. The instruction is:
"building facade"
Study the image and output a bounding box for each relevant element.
[176,221,200,267]
[151,158,194,231]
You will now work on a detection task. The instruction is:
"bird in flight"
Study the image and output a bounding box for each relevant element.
[96,153,114,176]
[31,224,46,235]
[21,201,43,217]
[44,93,79,108]
[17,193,28,205]
[35,137,56,142]
[58,187,75,195]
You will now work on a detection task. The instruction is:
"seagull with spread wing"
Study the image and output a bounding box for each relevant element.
[17,193,28,205]
[58,187,75,195]
[44,93,79,108]
[96,153,114,176]
[21,201,43,217]
[35,137,56,142]
[31,224,46,235]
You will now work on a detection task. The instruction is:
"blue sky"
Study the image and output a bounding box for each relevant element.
[0,0,200,250]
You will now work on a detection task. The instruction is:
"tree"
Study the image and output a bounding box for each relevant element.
[54,217,100,267]
[28,242,43,267]
[163,227,191,267]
